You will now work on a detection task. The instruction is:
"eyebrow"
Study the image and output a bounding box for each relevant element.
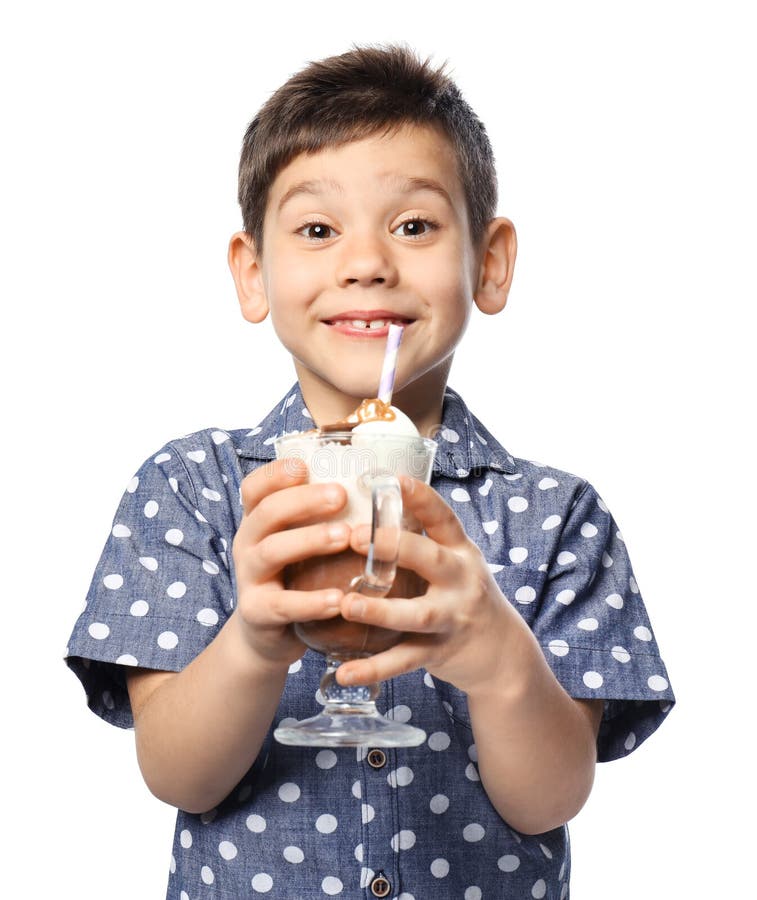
[277,175,453,212]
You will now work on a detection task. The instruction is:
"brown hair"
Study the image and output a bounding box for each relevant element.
[237,43,497,255]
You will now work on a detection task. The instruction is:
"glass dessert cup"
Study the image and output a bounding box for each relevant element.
[273,430,437,747]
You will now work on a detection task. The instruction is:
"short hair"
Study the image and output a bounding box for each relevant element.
[237,43,497,255]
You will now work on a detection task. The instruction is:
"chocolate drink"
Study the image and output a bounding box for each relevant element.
[285,550,427,657]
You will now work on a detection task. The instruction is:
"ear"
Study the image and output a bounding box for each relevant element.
[227,231,269,323]
[473,217,517,315]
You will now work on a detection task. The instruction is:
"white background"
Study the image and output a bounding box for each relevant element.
[2,1,754,896]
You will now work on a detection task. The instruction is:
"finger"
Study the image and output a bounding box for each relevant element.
[336,638,430,686]
[350,525,462,587]
[240,587,343,628]
[340,591,443,635]
[245,480,348,545]
[399,477,469,548]
[240,458,308,515]
[242,520,352,583]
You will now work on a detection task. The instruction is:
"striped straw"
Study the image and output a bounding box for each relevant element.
[377,324,404,404]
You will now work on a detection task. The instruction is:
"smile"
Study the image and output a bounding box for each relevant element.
[322,311,414,337]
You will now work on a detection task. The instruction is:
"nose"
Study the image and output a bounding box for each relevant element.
[335,231,399,288]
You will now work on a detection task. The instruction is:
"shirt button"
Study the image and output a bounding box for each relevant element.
[366,749,387,769]
[370,874,392,897]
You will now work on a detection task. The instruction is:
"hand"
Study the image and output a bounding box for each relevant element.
[231,459,351,667]
[336,475,516,692]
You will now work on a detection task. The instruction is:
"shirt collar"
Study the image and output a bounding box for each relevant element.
[235,384,516,478]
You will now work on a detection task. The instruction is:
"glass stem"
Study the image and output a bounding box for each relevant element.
[321,657,380,710]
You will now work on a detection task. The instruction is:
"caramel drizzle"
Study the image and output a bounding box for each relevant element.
[319,398,397,434]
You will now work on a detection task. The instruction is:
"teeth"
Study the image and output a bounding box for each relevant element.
[348,319,388,329]
[368,320,386,329]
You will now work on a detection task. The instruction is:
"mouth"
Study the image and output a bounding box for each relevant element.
[322,310,415,337]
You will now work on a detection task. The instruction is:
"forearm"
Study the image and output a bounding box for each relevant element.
[466,613,598,835]
[133,612,289,814]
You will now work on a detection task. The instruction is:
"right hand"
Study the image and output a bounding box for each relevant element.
[231,458,350,667]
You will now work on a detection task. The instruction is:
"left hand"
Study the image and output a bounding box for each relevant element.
[336,475,517,692]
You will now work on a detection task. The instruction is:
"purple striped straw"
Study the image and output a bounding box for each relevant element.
[377,324,404,404]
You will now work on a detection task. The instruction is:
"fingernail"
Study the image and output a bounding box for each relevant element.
[325,589,342,604]
[324,487,342,505]
[349,598,365,618]
[339,667,354,685]
[328,523,346,541]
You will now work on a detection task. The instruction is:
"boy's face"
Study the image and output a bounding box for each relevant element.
[232,124,513,424]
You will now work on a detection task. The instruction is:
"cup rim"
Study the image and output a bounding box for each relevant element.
[274,430,438,453]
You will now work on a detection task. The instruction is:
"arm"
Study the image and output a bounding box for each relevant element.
[336,476,603,835]
[126,459,350,814]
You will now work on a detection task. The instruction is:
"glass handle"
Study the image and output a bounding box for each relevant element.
[349,474,402,596]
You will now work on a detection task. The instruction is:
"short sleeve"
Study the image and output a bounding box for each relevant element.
[532,481,675,762]
[65,441,234,729]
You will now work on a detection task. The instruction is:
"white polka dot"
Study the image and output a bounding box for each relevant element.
[624,732,637,751]
[187,450,206,463]
[315,750,337,769]
[103,573,123,590]
[165,529,184,546]
[154,453,171,464]
[386,704,412,722]
[158,631,178,650]
[203,560,220,575]
[557,551,576,565]
[467,743,478,761]
[197,608,219,627]
[515,586,536,604]
[542,515,562,530]
[450,487,471,502]
[465,763,480,781]
[127,476,139,493]
[540,843,553,859]
[578,617,599,631]
[130,600,149,616]
[605,593,624,609]
[360,868,375,889]
[354,842,364,862]
[283,845,304,864]
[612,645,631,663]
[555,589,575,605]
[503,472,523,480]
[634,625,653,641]
[561,883,569,899]
[498,854,521,872]
[139,556,158,571]
[463,823,485,842]
[288,659,302,674]
[321,876,343,895]
[387,766,414,788]
[278,783,301,802]
[430,794,449,814]
[166,581,186,599]
[398,895,416,900]
[648,675,669,691]
[602,552,613,568]
[361,803,375,824]
[538,477,558,490]
[508,496,528,513]
[116,654,138,666]
[251,872,273,893]
[169,477,179,493]
[428,731,450,751]
[315,689,326,705]
[583,671,604,689]
[201,866,214,885]
[548,639,570,657]
[180,893,188,900]
[211,430,230,445]
[441,427,460,443]
[532,878,547,898]
[246,814,266,833]
[102,690,115,710]
[195,509,207,522]
[391,829,416,851]
[597,496,609,513]
[465,888,482,900]
[144,500,159,518]
[202,488,222,502]
[509,547,528,563]
[315,814,337,834]
[581,522,598,538]
[247,426,262,436]
[170,854,176,874]
[629,576,640,594]
[219,841,237,860]
[88,622,110,640]
[112,524,131,538]
[430,858,449,878]
[423,671,435,688]
[478,478,493,496]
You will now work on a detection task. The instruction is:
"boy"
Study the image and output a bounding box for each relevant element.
[65,44,674,899]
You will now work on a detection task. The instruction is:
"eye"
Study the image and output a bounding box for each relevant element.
[297,222,335,241]
[393,218,438,239]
